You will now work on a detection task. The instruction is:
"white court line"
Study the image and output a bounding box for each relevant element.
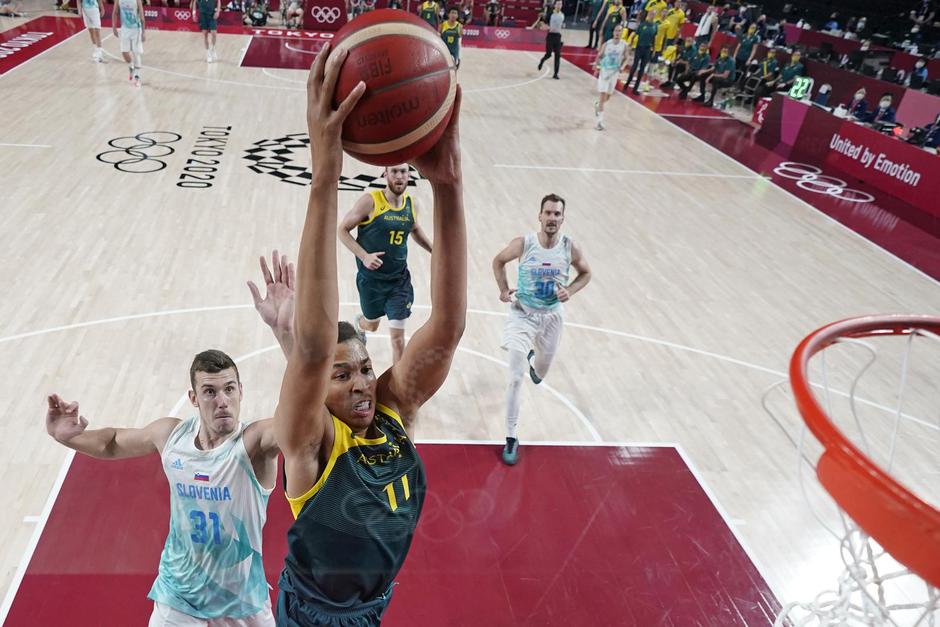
[463,67,550,93]
[675,444,785,603]
[494,163,762,179]
[0,343,283,624]
[0,25,85,82]
[0,143,52,148]
[98,46,304,92]
[237,35,251,68]
[416,438,676,446]
[661,113,740,119]
[607,75,940,290]
[285,42,318,56]
[262,67,305,84]
[0,449,75,625]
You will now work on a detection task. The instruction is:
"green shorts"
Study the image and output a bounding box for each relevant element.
[198,9,217,31]
[356,270,413,322]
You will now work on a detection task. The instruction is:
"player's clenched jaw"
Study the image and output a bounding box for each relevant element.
[327,338,378,436]
[188,369,242,438]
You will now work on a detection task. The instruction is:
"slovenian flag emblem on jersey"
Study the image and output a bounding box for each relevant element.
[194,472,210,482]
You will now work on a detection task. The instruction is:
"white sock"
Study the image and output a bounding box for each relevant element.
[598,111,604,124]
[505,349,527,439]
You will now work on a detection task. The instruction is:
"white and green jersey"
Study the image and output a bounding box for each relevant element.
[516,232,572,311]
[118,0,141,29]
[148,417,272,619]
[81,0,98,10]
[599,38,626,72]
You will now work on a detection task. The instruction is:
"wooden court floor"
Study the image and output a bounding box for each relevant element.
[1,12,939,621]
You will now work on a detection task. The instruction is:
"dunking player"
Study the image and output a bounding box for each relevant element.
[112,0,145,86]
[45,350,279,626]
[492,194,592,465]
[272,45,465,625]
[338,164,433,364]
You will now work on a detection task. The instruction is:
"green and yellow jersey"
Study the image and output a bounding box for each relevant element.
[356,190,416,281]
[419,0,439,27]
[440,19,462,56]
[282,405,426,606]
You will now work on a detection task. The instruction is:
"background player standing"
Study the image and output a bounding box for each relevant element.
[441,7,463,69]
[112,0,145,86]
[338,164,432,364]
[418,0,441,29]
[492,194,592,465]
[191,0,221,62]
[80,0,105,62]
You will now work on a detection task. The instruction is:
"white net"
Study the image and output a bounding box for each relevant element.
[763,322,940,627]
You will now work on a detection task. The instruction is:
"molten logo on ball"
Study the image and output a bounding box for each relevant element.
[357,97,420,127]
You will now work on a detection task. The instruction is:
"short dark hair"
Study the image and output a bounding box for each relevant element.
[339,321,366,345]
[190,349,240,390]
[540,193,566,213]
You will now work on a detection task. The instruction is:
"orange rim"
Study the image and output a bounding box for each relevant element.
[790,314,940,590]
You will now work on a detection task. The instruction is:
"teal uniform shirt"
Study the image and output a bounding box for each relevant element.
[758,57,778,78]
[635,21,658,47]
[280,407,426,607]
[735,33,759,60]
[680,45,697,62]
[690,50,711,71]
[196,0,215,14]
[780,61,803,81]
[714,55,736,81]
[356,190,415,282]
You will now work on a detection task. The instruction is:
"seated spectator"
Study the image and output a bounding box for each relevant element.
[823,11,838,32]
[695,44,736,107]
[771,18,788,46]
[867,93,897,124]
[485,0,502,25]
[922,111,940,148]
[757,50,802,98]
[749,47,780,92]
[661,36,695,90]
[843,87,869,118]
[909,57,929,86]
[388,0,403,8]
[753,14,768,39]
[677,41,713,99]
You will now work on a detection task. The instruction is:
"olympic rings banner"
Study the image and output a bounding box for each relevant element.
[757,94,939,218]
[99,5,243,26]
[303,0,347,31]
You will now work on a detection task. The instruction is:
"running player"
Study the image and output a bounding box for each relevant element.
[492,194,592,466]
[80,0,105,62]
[418,0,441,29]
[441,7,462,69]
[44,351,279,626]
[593,22,628,130]
[191,0,221,62]
[272,46,465,625]
[112,0,144,87]
[338,164,433,365]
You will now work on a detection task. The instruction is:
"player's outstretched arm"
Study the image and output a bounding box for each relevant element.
[275,46,365,493]
[338,195,386,270]
[377,88,466,435]
[492,237,523,302]
[248,250,295,358]
[45,394,179,459]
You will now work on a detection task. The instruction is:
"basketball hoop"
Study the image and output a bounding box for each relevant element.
[766,315,940,626]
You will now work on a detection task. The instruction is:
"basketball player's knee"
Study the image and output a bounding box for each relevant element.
[361,317,381,332]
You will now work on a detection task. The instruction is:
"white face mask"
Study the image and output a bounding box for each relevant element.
[880,99,891,108]
[855,91,864,100]
[916,61,925,68]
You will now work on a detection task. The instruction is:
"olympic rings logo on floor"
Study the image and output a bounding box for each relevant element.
[494,28,511,39]
[310,6,341,22]
[174,10,191,19]
[772,162,875,203]
[96,132,182,174]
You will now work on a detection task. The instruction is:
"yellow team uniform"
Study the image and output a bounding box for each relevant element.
[661,43,677,63]
[663,7,685,40]
[622,28,638,46]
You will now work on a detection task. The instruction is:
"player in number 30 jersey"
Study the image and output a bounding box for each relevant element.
[492,193,592,465]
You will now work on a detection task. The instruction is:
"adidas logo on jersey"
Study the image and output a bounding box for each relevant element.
[171,458,184,470]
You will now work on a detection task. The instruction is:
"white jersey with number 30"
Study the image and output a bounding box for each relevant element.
[515,232,572,311]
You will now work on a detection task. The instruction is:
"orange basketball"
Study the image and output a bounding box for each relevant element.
[331,9,458,167]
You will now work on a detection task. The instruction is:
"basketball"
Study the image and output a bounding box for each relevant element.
[331,9,458,166]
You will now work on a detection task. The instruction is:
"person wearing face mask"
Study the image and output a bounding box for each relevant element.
[748,48,779,95]
[757,50,802,99]
[867,93,896,124]
[694,45,735,107]
[844,87,869,119]
[909,58,929,87]
[624,10,659,95]
[733,23,760,86]
[676,41,713,99]
[923,112,940,149]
